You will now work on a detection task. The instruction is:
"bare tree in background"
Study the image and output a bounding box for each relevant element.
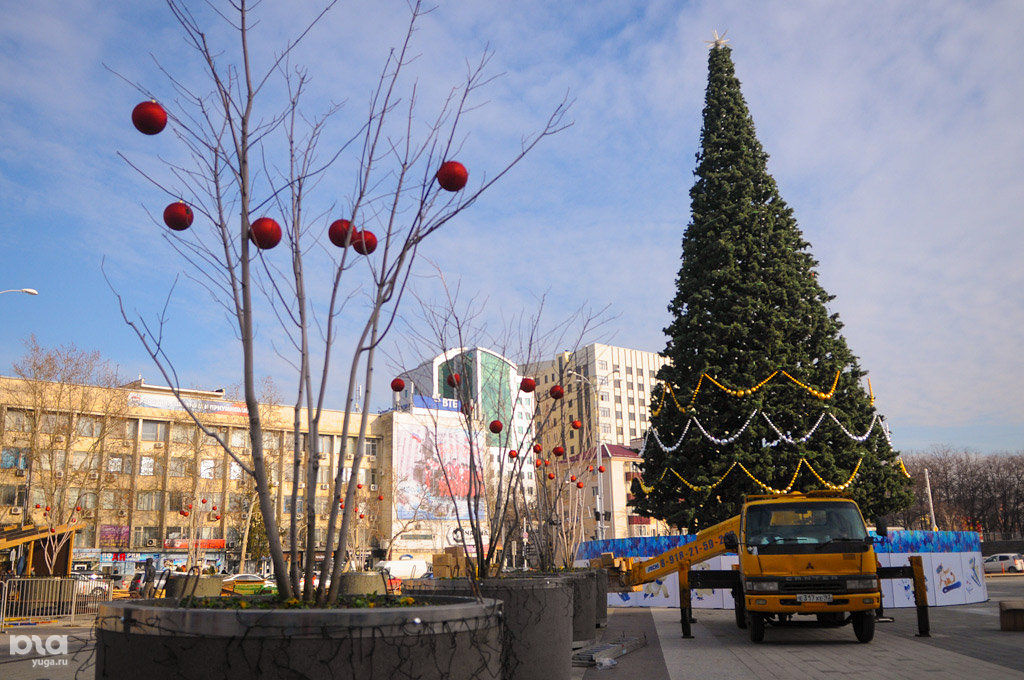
[108,0,569,601]
[1,337,129,574]
[399,271,610,578]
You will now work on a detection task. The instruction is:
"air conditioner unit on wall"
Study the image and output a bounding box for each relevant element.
[369,484,378,492]
[319,483,329,491]
[153,442,164,449]
[9,507,22,515]
[146,539,158,547]
[117,510,127,517]
[54,471,65,479]
[88,472,99,481]
[14,469,26,477]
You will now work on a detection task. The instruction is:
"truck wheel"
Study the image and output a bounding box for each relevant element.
[733,589,749,626]
[747,612,765,643]
[852,611,875,643]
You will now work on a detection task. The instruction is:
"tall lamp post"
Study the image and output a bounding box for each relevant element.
[0,288,39,296]
[566,368,617,541]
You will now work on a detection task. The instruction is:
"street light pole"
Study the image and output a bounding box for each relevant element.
[566,368,616,542]
[0,288,39,296]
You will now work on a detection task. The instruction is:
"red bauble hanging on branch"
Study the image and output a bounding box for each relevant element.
[328,219,354,247]
[250,217,282,249]
[570,475,577,482]
[446,373,461,387]
[359,513,365,519]
[533,444,542,453]
[576,481,584,489]
[552,446,565,457]
[549,385,564,400]
[489,420,503,434]
[377,494,384,501]
[519,377,536,393]
[598,466,606,473]
[535,459,543,468]
[435,161,468,192]
[352,230,377,255]
[547,472,556,480]
[508,450,518,459]
[357,483,363,490]
[571,420,582,430]
[132,100,167,135]
[163,202,194,231]
[390,377,406,392]
[215,515,221,520]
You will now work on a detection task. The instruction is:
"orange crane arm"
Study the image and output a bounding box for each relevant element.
[623,515,741,586]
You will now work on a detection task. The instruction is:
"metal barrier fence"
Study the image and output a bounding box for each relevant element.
[0,578,114,631]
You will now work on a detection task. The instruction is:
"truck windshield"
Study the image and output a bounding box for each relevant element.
[745,501,868,553]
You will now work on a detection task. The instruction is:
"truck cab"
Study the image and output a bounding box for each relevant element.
[734,493,880,642]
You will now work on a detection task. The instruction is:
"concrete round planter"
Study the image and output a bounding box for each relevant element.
[593,568,608,628]
[519,570,597,648]
[95,596,502,680]
[404,577,572,680]
[334,571,385,595]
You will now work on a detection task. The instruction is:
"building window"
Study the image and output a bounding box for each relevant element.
[107,455,132,473]
[630,428,637,437]
[170,424,193,444]
[140,420,167,442]
[198,526,223,540]
[615,411,622,420]
[199,459,220,479]
[70,450,100,471]
[600,392,609,402]
[617,428,624,437]
[139,456,160,476]
[168,457,190,477]
[78,492,98,509]
[167,491,186,512]
[203,427,225,446]
[598,360,608,370]
[625,366,633,375]
[100,491,118,510]
[0,448,28,470]
[228,493,246,512]
[132,526,161,547]
[4,410,31,432]
[76,525,96,548]
[0,485,26,506]
[599,407,610,418]
[136,491,161,511]
[649,370,656,378]
[600,424,611,434]
[229,461,243,480]
[614,396,621,404]
[76,416,103,438]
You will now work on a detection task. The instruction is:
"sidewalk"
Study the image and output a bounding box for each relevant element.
[582,607,1024,680]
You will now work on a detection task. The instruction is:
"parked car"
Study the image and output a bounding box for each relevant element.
[983,553,1024,573]
[222,573,276,595]
[69,571,113,596]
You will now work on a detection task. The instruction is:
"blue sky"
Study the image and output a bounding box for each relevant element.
[1,1,1022,453]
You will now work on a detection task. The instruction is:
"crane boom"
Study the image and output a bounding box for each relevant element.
[623,514,741,586]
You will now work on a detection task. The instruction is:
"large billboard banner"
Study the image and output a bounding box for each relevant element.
[392,420,484,520]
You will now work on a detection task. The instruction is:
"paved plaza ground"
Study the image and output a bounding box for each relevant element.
[2,576,1021,679]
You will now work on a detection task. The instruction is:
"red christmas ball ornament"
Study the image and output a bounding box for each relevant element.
[75,506,81,512]
[446,373,461,387]
[435,161,469,192]
[588,465,594,472]
[250,217,282,249]
[377,494,384,501]
[549,385,564,400]
[187,504,192,509]
[339,502,345,509]
[598,466,606,473]
[489,420,503,434]
[533,444,543,454]
[508,450,518,459]
[35,504,41,509]
[352,229,377,255]
[183,511,190,517]
[571,420,582,430]
[544,459,551,467]
[520,377,536,393]
[577,482,584,489]
[359,513,365,519]
[43,512,48,518]
[163,201,194,231]
[570,475,577,482]
[547,472,556,480]
[70,517,76,523]
[50,528,56,533]
[179,510,185,516]
[132,100,167,135]
[201,499,207,504]
[461,402,474,416]
[357,483,364,490]
[535,459,543,468]
[552,446,565,457]
[45,506,50,512]
[328,219,355,247]
[391,377,405,392]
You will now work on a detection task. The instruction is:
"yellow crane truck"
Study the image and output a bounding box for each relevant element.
[609,491,926,643]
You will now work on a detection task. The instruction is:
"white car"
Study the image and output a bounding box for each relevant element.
[983,553,1024,573]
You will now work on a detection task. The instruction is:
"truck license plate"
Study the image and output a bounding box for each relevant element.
[796,594,833,603]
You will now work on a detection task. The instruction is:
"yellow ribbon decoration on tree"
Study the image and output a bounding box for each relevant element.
[651,370,843,417]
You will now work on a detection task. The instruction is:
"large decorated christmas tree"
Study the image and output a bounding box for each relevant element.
[632,37,913,531]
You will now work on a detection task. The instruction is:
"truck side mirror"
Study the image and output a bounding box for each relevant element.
[722,533,738,551]
[875,520,888,537]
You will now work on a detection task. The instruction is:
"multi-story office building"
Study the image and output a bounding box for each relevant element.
[0,376,382,575]
[525,343,668,455]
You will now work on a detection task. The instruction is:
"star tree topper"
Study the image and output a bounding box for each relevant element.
[705,29,729,49]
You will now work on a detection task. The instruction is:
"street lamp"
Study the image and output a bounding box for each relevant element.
[0,288,39,295]
[566,367,618,541]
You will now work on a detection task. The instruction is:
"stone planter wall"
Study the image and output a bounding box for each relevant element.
[518,571,596,648]
[95,596,502,680]
[593,568,608,627]
[403,577,572,680]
